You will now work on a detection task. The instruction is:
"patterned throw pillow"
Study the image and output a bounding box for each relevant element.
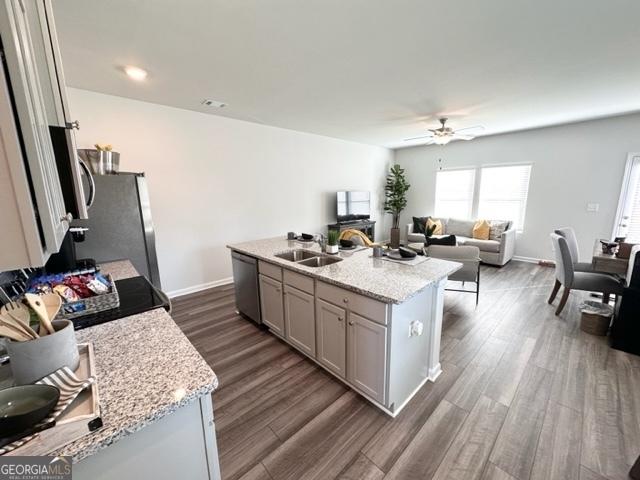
[489,220,510,241]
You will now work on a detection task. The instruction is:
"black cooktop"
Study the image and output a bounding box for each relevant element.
[71,276,169,330]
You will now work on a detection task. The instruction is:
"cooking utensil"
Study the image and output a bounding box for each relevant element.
[0,384,59,436]
[0,323,30,342]
[0,313,34,340]
[1,303,38,338]
[24,294,55,335]
[42,294,62,324]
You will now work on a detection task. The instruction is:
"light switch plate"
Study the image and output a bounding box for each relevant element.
[587,203,600,212]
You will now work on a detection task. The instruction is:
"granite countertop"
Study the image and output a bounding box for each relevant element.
[98,259,139,281]
[228,237,461,304]
[51,261,218,462]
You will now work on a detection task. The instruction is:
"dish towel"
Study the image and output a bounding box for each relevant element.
[0,366,95,455]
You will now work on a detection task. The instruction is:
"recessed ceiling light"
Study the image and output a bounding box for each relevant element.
[201,99,226,108]
[124,66,148,81]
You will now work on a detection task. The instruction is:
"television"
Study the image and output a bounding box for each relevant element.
[336,191,370,223]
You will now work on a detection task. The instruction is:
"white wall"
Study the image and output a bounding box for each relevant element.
[68,88,392,294]
[395,113,640,262]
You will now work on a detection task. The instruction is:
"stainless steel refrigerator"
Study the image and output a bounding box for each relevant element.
[73,173,162,289]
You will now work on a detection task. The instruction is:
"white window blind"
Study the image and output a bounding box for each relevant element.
[477,165,532,230]
[621,156,640,242]
[434,169,475,218]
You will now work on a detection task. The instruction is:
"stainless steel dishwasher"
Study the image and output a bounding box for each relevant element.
[231,251,261,324]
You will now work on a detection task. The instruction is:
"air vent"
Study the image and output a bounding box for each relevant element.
[201,99,226,108]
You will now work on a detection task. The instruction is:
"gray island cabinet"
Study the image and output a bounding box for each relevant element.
[228,237,460,416]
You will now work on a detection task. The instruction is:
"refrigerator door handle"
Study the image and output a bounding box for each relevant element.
[78,158,95,208]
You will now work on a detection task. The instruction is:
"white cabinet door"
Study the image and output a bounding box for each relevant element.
[259,274,285,336]
[348,313,387,404]
[284,285,315,357]
[315,299,346,378]
[24,0,90,219]
[0,0,68,255]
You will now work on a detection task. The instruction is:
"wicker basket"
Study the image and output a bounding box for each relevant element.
[580,301,613,336]
[55,274,120,320]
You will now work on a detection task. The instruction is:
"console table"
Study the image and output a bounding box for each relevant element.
[327,220,376,241]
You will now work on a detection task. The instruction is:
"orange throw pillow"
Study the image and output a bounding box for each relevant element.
[427,217,443,235]
[473,219,490,240]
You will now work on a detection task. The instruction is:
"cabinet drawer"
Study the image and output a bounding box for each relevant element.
[317,281,387,325]
[258,260,282,281]
[283,269,314,294]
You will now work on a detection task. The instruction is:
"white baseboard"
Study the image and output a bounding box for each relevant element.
[513,255,541,264]
[166,277,234,298]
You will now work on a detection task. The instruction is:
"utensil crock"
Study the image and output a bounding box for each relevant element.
[5,320,79,385]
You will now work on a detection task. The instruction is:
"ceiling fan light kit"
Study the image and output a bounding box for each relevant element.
[404,117,484,146]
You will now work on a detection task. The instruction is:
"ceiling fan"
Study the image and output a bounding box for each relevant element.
[404,118,484,145]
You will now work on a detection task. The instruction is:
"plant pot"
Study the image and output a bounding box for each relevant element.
[5,320,79,385]
[326,244,339,254]
[390,228,401,249]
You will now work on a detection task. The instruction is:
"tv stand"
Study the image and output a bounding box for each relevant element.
[327,219,376,242]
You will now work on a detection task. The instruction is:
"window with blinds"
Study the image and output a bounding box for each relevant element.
[477,165,532,230]
[434,169,476,218]
[617,156,640,242]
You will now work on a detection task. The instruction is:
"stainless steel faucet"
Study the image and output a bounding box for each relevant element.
[315,233,327,253]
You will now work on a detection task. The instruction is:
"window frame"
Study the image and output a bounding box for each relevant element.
[433,162,533,232]
[476,163,533,232]
[434,167,477,220]
[613,153,640,240]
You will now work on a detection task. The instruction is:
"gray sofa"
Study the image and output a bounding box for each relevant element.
[406,217,516,266]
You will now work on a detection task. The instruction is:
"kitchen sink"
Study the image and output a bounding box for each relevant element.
[297,255,343,267]
[274,249,320,262]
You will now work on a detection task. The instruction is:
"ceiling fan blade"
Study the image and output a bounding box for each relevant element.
[454,134,476,141]
[404,134,434,141]
[454,125,485,134]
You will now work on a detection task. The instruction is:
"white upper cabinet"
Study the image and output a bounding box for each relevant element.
[0,0,71,269]
[24,0,90,219]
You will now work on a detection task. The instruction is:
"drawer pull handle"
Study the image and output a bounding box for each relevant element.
[349,320,354,326]
[343,298,349,303]
[338,317,343,322]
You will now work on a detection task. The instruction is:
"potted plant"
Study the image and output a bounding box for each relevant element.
[384,164,410,249]
[326,230,340,254]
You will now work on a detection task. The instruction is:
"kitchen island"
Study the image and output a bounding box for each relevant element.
[228,237,460,416]
[48,261,220,479]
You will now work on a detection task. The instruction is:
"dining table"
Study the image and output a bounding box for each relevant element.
[592,239,629,275]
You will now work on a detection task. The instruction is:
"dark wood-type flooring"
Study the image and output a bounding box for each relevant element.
[172,261,640,480]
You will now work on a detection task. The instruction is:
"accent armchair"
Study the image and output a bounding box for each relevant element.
[425,245,481,305]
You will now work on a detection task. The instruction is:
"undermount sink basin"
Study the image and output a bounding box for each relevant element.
[297,255,343,267]
[274,249,320,262]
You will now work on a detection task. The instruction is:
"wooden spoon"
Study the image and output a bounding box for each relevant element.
[0,312,35,340]
[0,322,30,342]
[42,293,62,325]
[1,302,39,338]
[24,293,55,335]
